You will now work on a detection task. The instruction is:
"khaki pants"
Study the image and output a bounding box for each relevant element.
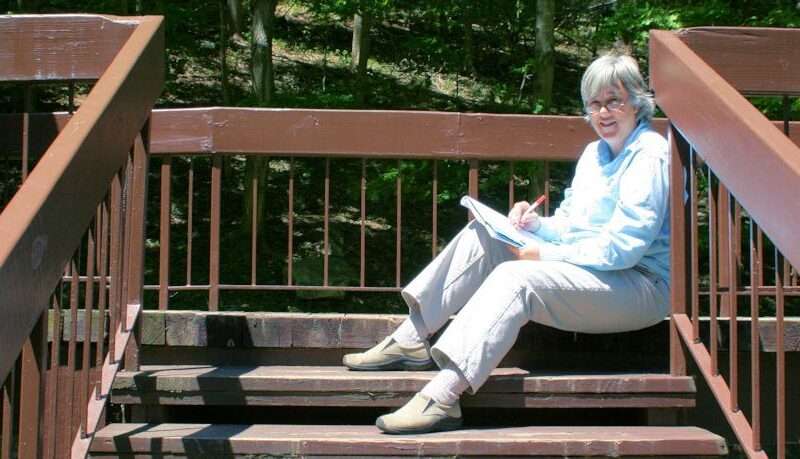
[399,221,669,392]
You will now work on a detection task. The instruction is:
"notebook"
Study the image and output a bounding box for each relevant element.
[459,196,544,249]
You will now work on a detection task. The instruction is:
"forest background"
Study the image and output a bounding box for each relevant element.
[3,0,800,313]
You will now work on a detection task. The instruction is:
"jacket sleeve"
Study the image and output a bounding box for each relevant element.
[537,151,669,270]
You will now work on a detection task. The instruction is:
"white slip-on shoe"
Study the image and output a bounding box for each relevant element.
[375,393,463,434]
[342,337,434,371]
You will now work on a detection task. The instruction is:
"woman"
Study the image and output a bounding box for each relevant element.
[343,52,671,434]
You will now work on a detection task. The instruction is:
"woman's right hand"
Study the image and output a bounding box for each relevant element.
[508,201,540,231]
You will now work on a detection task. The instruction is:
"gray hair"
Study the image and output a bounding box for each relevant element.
[580,53,654,124]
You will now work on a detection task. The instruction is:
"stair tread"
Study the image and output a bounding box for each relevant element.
[112,365,695,409]
[116,365,695,393]
[91,423,727,456]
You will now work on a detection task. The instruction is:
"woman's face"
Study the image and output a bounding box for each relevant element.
[587,83,638,155]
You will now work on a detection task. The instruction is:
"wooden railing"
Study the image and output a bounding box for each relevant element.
[0,15,163,459]
[143,109,599,310]
[2,17,799,458]
[651,27,800,458]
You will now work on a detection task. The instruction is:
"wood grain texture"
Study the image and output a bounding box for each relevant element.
[147,108,596,160]
[0,15,137,81]
[677,27,800,95]
[110,365,695,408]
[4,112,800,163]
[141,311,800,352]
[0,16,164,384]
[90,423,728,456]
[651,30,800,272]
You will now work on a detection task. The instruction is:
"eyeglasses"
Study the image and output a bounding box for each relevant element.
[586,98,626,115]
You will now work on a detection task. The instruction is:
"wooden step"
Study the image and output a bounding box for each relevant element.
[112,365,695,409]
[139,311,671,370]
[90,423,727,457]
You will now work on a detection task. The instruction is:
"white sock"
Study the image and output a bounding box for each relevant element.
[391,318,426,348]
[421,364,469,406]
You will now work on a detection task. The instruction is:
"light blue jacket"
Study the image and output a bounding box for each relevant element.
[535,122,671,284]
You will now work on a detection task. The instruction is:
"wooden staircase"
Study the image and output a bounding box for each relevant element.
[88,311,727,457]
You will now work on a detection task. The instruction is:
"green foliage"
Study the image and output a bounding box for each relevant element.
[5,0,800,314]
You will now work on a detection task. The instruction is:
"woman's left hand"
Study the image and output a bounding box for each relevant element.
[507,242,540,260]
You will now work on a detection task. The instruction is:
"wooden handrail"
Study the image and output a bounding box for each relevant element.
[5,110,799,161]
[0,15,164,385]
[676,27,800,96]
[0,14,138,81]
[652,27,799,459]
[651,29,800,270]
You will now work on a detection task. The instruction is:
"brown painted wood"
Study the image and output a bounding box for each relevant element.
[5,112,800,164]
[677,27,800,95]
[0,16,164,384]
[90,423,728,456]
[113,365,695,394]
[17,311,46,459]
[0,15,137,81]
[140,311,800,352]
[147,109,595,160]
[650,30,800,273]
[110,365,695,409]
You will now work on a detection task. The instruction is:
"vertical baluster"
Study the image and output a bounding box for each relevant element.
[1,365,15,459]
[728,196,739,412]
[323,158,330,287]
[775,249,785,459]
[119,157,135,344]
[125,131,149,371]
[708,170,719,375]
[92,205,105,402]
[757,227,764,288]
[79,225,96,440]
[96,201,109,369]
[108,173,123,366]
[396,159,402,287]
[508,162,515,211]
[44,293,62,459]
[360,159,366,286]
[287,159,295,286]
[668,125,690,376]
[432,161,438,259]
[781,95,794,291]
[186,158,194,286]
[18,310,46,458]
[543,161,550,216]
[690,147,699,341]
[466,160,478,221]
[251,159,259,286]
[718,184,731,317]
[159,157,172,309]
[749,218,760,450]
[63,260,79,452]
[468,159,478,199]
[209,156,222,310]
[21,85,31,182]
[68,83,75,114]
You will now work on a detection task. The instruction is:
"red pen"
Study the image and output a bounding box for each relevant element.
[521,194,546,220]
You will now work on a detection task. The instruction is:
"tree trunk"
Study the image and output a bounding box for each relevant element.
[463,12,476,77]
[227,0,245,41]
[248,0,277,234]
[220,0,230,105]
[534,0,555,111]
[135,0,143,14]
[252,0,278,105]
[351,9,371,105]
